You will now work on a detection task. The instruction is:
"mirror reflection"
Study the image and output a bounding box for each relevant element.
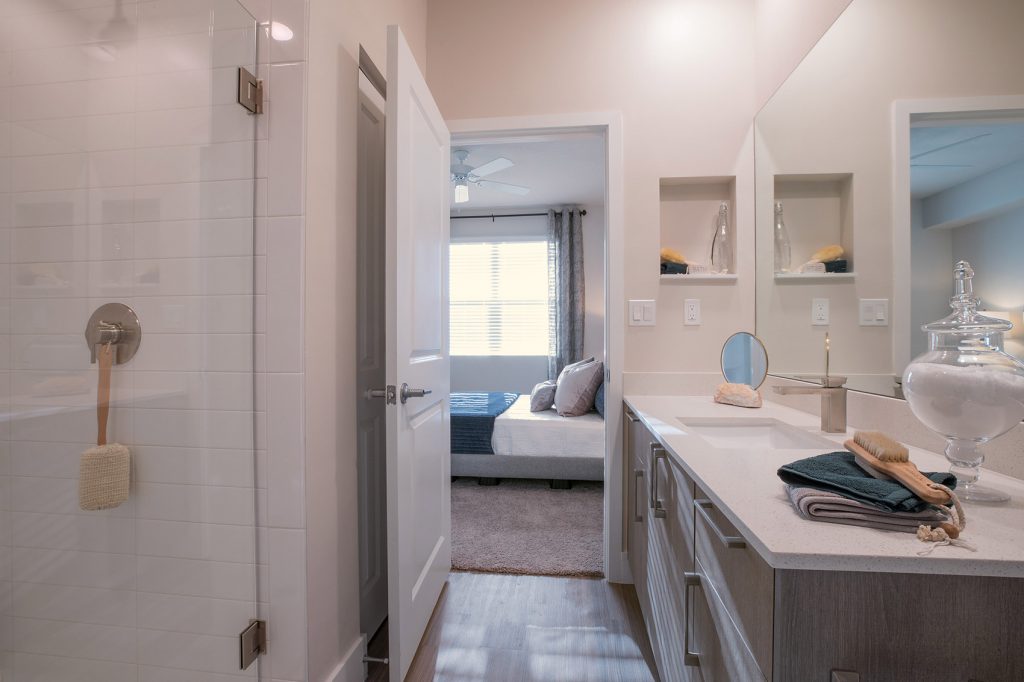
[754,0,1024,398]
[907,109,1024,367]
[721,332,768,389]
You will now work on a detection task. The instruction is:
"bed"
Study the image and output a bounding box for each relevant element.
[451,393,605,482]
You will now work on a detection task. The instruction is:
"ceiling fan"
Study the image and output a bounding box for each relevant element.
[450,149,531,203]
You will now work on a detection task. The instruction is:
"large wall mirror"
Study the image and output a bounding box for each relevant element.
[754,0,1024,398]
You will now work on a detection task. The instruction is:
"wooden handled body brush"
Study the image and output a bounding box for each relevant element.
[846,431,961,539]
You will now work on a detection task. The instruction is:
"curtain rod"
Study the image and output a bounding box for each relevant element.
[450,210,587,221]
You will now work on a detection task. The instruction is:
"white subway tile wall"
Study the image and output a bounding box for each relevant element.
[0,0,315,678]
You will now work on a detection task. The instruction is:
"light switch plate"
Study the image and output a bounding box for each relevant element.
[859,298,889,326]
[684,299,701,326]
[812,298,830,326]
[629,299,656,326]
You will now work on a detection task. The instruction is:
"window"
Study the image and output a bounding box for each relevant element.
[449,240,551,356]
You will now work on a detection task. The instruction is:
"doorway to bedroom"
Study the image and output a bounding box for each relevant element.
[447,132,608,578]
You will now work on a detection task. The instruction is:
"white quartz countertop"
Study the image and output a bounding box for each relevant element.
[623,394,1024,578]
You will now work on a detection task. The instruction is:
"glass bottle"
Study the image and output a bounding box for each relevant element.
[773,201,792,274]
[709,201,733,274]
[902,261,1024,504]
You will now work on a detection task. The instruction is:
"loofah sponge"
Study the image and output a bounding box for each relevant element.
[660,247,687,264]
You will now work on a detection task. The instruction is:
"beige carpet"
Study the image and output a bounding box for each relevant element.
[451,478,604,577]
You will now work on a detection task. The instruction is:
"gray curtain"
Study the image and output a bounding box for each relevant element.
[548,208,585,378]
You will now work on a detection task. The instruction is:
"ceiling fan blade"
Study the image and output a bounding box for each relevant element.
[468,157,514,178]
[475,179,530,195]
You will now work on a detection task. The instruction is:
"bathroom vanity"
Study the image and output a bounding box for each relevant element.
[623,396,1024,682]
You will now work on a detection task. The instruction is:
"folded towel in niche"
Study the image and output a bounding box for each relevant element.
[786,485,949,534]
[660,261,687,275]
[777,451,956,514]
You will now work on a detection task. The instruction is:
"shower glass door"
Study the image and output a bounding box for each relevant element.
[0,0,260,679]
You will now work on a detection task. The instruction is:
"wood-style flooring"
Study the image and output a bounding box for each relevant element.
[370,571,659,682]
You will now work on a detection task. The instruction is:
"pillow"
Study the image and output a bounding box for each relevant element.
[554,359,604,417]
[559,356,595,377]
[529,380,557,412]
[594,382,605,417]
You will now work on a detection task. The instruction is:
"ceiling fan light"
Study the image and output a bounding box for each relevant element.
[454,181,469,204]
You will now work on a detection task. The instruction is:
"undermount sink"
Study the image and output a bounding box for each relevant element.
[678,417,838,450]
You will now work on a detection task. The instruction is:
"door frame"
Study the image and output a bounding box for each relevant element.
[448,111,628,582]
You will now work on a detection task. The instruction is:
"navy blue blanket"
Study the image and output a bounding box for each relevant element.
[450,392,519,455]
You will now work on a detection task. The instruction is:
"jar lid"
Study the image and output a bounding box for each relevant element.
[922,261,1013,334]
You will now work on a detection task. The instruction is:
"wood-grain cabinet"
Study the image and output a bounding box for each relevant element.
[623,405,1024,682]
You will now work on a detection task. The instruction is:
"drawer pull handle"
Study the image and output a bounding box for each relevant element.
[695,499,747,549]
[625,410,640,423]
[649,442,667,519]
[683,571,701,668]
[633,469,644,522]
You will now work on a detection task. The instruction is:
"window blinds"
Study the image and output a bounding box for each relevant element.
[449,240,551,356]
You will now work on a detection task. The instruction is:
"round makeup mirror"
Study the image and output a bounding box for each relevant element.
[721,332,768,389]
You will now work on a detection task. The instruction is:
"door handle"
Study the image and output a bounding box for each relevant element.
[633,469,644,522]
[683,571,701,667]
[400,383,432,404]
[695,499,746,549]
[365,385,396,405]
[649,442,667,519]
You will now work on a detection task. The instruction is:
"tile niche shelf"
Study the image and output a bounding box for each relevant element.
[772,172,854,282]
[659,175,737,283]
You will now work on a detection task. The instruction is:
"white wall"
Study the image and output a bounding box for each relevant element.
[952,205,1024,360]
[427,0,759,375]
[909,198,953,361]
[753,0,852,109]
[303,1,428,681]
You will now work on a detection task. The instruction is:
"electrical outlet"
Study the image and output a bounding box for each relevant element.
[859,298,889,326]
[629,299,656,326]
[684,299,701,326]
[812,298,830,326]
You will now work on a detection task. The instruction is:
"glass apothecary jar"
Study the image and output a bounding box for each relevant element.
[902,261,1024,503]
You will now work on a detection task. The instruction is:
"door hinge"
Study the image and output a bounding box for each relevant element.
[239,619,267,670]
[237,67,264,114]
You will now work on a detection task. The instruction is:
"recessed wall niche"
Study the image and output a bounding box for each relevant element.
[773,173,854,282]
[659,175,738,283]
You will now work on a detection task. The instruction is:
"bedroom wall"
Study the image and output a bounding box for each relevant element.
[450,205,606,393]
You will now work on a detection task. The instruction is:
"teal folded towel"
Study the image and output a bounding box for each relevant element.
[777,451,956,514]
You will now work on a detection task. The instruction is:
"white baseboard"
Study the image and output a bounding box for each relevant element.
[325,634,368,682]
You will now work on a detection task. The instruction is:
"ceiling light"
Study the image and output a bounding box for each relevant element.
[454,181,469,204]
[270,22,293,41]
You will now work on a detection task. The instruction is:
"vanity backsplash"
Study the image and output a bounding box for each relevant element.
[622,371,1024,481]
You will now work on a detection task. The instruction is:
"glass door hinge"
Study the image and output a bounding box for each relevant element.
[238,67,264,114]
[239,619,267,670]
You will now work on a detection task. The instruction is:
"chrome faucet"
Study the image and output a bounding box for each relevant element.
[773,376,847,433]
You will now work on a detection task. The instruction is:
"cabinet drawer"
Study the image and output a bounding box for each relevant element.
[693,491,774,678]
[690,556,766,682]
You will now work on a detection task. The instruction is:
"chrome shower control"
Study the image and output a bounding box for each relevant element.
[85,303,142,365]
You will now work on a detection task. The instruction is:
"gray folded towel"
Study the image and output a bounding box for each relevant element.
[786,485,949,534]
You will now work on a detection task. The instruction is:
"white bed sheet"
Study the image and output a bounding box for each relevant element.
[491,395,605,458]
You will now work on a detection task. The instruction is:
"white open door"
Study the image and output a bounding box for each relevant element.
[384,24,452,681]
